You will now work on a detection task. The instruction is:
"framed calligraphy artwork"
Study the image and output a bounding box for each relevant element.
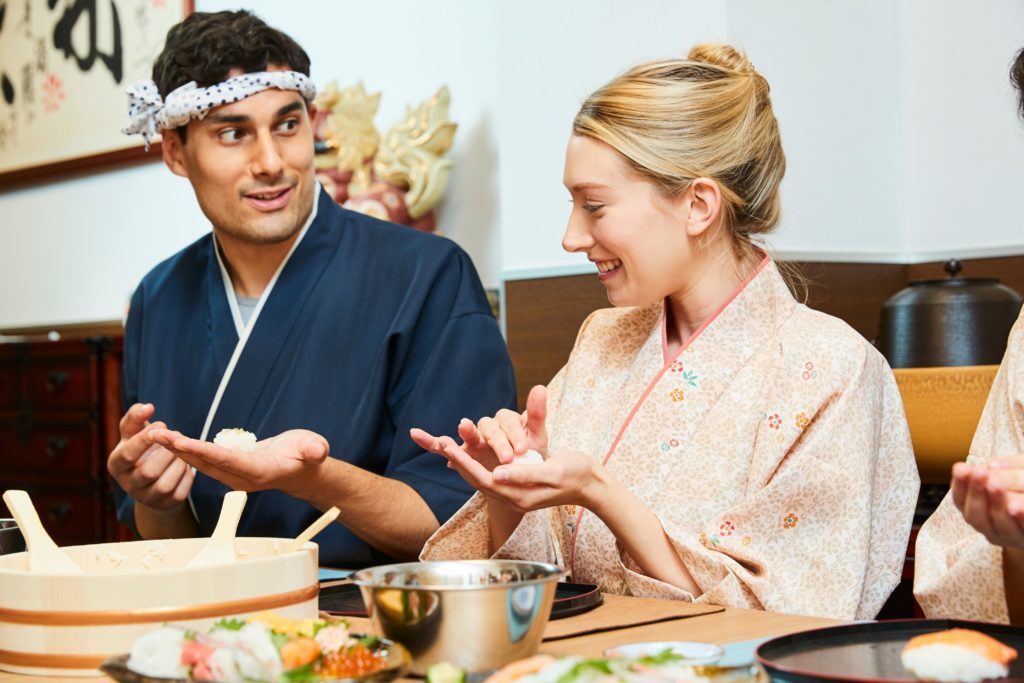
[0,0,192,187]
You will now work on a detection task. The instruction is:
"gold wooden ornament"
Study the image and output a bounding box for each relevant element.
[313,82,457,232]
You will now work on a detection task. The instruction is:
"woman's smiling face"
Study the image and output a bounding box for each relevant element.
[562,134,696,308]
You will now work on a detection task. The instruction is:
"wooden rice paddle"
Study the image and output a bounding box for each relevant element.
[2,489,83,573]
[289,506,340,551]
[185,490,247,568]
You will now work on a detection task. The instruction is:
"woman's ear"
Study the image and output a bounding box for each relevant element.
[161,129,189,178]
[682,177,723,238]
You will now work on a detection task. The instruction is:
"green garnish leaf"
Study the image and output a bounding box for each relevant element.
[360,635,379,648]
[634,649,687,666]
[281,663,318,682]
[212,618,247,631]
[271,632,289,650]
[556,658,612,683]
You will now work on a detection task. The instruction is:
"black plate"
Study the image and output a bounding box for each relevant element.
[756,619,1024,682]
[320,582,602,620]
[551,581,603,618]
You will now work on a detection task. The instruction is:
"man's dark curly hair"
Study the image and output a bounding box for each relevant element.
[1012,47,1024,122]
[152,10,311,141]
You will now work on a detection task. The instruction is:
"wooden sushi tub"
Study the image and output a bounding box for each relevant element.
[0,537,319,677]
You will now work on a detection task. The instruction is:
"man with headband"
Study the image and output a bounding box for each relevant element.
[107,10,516,566]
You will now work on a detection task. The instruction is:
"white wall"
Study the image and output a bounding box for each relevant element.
[496,0,728,277]
[500,0,1024,278]
[898,0,1024,260]
[3,0,1024,329]
[726,0,905,261]
[0,163,208,327]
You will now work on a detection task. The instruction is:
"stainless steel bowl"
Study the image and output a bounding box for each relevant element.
[352,560,564,674]
[0,519,25,555]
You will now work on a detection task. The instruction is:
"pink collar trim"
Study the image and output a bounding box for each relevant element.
[660,252,772,365]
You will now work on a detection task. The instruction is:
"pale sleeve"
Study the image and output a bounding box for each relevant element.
[914,317,1024,623]
[419,366,571,564]
[617,347,920,619]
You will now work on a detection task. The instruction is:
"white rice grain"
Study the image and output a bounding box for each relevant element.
[902,643,1008,682]
[213,428,257,453]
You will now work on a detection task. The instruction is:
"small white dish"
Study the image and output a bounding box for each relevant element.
[603,641,724,665]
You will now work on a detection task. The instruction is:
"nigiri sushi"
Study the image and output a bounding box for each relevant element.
[901,628,1017,682]
[213,427,257,452]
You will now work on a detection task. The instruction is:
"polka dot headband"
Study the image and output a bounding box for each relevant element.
[122,70,317,148]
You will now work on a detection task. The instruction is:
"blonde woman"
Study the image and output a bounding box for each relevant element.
[412,44,920,619]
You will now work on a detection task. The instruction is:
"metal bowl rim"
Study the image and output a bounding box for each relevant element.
[352,559,567,590]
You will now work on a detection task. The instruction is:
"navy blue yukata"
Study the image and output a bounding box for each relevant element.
[114,188,517,567]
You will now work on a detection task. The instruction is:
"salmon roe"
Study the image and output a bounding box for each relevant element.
[318,642,389,678]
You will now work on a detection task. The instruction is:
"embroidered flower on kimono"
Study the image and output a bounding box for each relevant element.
[767,413,782,429]
[670,360,684,373]
[710,534,722,546]
[698,532,708,546]
[661,442,670,451]
[783,513,799,529]
[669,438,679,447]
[795,412,810,430]
[669,388,685,402]
[801,361,818,381]
[742,536,752,546]
[680,369,698,387]
[719,521,736,536]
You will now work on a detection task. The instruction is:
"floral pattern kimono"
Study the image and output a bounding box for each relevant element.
[914,312,1024,623]
[422,258,920,620]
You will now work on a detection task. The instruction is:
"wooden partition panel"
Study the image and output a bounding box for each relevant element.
[505,274,606,407]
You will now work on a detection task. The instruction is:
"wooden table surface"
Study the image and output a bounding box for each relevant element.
[0,601,839,683]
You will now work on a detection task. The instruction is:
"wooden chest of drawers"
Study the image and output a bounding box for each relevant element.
[0,337,124,545]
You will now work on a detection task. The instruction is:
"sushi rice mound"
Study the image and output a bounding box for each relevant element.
[901,629,1017,683]
[901,644,1007,682]
[214,428,257,453]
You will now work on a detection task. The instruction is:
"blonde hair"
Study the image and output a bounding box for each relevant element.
[573,43,786,267]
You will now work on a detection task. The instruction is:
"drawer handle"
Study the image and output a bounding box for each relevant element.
[46,436,69,459]
[45,370,69,393]
[48,502,72,522]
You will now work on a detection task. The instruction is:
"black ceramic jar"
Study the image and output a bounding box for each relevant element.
[876,260,1023,368]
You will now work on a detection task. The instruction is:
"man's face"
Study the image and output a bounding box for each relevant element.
[162,67,316,245]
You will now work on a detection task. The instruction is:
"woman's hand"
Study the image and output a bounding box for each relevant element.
[952,456,1024,549]
[437,442,604,515]
[412,385,602,511]
[410,384,551,476]
[410,385,568,552]
[476,385,550,465]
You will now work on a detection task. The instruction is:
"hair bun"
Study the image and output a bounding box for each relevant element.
[687,43,754,74]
